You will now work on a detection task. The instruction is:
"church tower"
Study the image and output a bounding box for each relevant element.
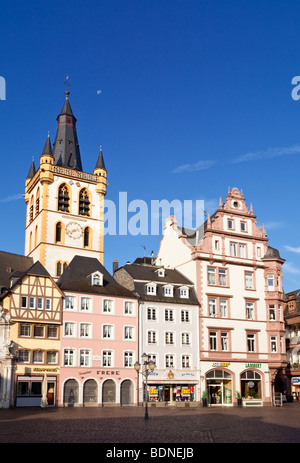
[24,87,107,278]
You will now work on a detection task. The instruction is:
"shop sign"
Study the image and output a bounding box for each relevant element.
[245,363,261,368]
[181,389,190,394]
[212,362,230,367]
[149,388,158,394]
[97,370,120,376]
[291,377,300,385]
[33,367,58,372]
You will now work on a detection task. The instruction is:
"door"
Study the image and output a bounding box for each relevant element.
[208,384,222,405]
[164,386,170,402]
[47,382,55,406]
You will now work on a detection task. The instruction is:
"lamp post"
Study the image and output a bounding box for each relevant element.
[134,352,155,420]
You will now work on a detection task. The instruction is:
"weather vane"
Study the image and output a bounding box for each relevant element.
[64,76,71,96]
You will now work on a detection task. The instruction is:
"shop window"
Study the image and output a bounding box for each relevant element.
[102,380,116,404]
[241,371,261,399]
[63,379,79,405]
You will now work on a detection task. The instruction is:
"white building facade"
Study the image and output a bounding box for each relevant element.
[156,187,287,406]
[114,259,201,405]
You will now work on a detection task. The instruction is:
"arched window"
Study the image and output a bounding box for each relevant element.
[56,261,62,277]
[35,188,40,216]
[29,196,34,223]
[58,183,70,212]
[79,188,90,216]
[55,222,62,243]
[83,227,91,248]
[34,225,38,248]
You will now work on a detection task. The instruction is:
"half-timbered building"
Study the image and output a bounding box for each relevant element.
[0,259,64,407]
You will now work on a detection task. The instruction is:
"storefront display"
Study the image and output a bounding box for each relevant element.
[147,384,196,402]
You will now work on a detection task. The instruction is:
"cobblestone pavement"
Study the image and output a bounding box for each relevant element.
[0,402,299,444]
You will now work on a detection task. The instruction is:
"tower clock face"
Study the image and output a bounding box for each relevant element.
[66,221,83,239]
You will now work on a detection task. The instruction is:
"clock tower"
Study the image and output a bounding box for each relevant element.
[24,88,107,278]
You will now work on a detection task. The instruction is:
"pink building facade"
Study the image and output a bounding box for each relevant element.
[57,256,138,406]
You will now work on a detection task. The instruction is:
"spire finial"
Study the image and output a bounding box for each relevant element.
[64,76,71,98]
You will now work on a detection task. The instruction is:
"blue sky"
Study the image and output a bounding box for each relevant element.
[1,0,300,292]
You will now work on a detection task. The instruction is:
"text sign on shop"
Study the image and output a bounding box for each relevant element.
[291,377,300,385]
[245,363,261,368]
[212,362,230,367]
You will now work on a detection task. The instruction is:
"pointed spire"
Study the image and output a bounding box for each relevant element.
[94,146,106,171]
[41,132,53,156]
[26,157,36,179]
[52,86,83,171]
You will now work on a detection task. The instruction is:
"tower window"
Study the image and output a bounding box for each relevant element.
[84,227,90,248]
[58,184,70,212]
[79,188,90,216]
[55,222,62,243]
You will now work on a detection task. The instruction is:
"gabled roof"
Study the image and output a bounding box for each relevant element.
[57,255,137,298]
[116,261,199,305]
[0,251,33,291]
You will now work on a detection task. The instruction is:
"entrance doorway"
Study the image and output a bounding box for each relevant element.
[47,382,55,406]
[208,384,222,405]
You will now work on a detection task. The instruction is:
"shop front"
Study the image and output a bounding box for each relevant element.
[146,369,199,405]
[291,377,300,400]
[16,370,58,407]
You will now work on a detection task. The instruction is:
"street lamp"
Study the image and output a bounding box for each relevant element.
[134,352,156,420]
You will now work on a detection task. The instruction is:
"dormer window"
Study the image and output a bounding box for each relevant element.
[146,283,157,295]
[180,286,189,298]
[156,268,165,277]
[164,285,173,297]
[91,271,103,286]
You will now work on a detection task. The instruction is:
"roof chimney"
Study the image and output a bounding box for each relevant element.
[113,259,118,274]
